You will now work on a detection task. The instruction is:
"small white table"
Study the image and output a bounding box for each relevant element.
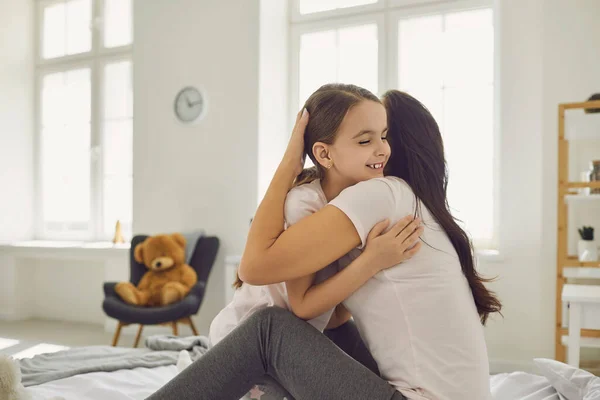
[562,284,600,367]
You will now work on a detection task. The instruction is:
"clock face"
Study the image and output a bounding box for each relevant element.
[174,86,206,123]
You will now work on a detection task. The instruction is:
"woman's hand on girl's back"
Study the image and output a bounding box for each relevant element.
[362,216,423,273]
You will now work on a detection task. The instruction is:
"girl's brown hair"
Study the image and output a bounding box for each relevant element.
[233,83,381,289]
[382,90,502,325]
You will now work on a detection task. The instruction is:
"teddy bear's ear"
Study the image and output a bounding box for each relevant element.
[172,233,186,249]
[134,242,145,263]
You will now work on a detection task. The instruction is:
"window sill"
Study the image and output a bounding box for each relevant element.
[475,249,504,263]
[0,240,130,260]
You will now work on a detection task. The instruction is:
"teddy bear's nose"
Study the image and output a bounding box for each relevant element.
[156,261,162,267]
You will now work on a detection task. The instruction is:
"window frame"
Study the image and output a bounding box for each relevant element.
[289,0,499,251]
[290,0,385,23]
[34,0,133,241]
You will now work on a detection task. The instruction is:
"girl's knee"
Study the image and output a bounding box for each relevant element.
[250,307,298,326]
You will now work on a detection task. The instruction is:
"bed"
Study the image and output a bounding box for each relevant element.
[24,362,584,400]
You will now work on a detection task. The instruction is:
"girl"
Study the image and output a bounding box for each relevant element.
[148,89,501,400]
[207,84,422,399]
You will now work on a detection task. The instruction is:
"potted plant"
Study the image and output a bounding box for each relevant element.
[578,226,597,262]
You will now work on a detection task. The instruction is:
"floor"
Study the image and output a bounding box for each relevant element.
[0,319,142,358]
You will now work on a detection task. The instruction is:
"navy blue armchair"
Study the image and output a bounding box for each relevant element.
[103,234,219,347]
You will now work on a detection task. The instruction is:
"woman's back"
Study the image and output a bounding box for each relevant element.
[331,176,491,400]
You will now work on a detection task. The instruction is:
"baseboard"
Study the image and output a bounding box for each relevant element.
[489,359,536,374]
[0,311,29,321]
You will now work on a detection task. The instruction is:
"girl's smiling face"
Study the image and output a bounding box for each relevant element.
[314,100,390,187]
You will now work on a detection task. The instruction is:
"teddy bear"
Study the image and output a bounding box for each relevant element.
[115,233,198,307]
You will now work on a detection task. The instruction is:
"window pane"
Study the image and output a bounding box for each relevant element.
[42,69,91,128]
[397,8,495,247]
[66,0,92,55]
[41,69,91,228]
[42,0,91,59]
[43,3,66,59]
[104,61,133,119]
[103,120,133,177]
[338,24,378,95]
[103,61,133,237]
[103,176,132,238]
[298,23,378,105]
[104,0,133,48]
[42,124,91,225]
[443,9,493,87]
[299,0,378,15]
[42,73,67,127]
[444,85,494,243]
[299,30,337,105]
[398,15,443,89]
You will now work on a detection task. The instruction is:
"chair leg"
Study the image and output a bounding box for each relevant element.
[112,322,123,347]
[172,321,179,336]
[188,317,199,336]
[133,325,144,348]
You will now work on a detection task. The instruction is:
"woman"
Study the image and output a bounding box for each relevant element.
[148,90,501,400]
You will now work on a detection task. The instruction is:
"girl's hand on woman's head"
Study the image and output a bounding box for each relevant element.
[362,216,423,273]
[282,108,309,177]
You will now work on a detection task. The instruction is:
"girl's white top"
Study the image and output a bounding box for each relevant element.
[209,179,338,346]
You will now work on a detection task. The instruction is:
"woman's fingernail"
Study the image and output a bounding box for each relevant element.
[302,108,308,118]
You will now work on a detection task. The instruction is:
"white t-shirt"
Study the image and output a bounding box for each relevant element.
[209,179,337,346]
[329,177,491,400]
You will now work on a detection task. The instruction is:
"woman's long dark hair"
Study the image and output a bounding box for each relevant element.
[383,90,501,325]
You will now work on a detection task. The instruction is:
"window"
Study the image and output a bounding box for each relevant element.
[290,0,497,249]
[298,23,379,106]
[297,0,378,15]
[36,0,133,240]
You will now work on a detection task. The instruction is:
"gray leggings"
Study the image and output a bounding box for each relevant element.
[242,314,382,399]
[147,307,405,400]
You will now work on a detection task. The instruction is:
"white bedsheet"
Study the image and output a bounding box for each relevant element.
[490,372,561,400]
[28,367,559,400]
[28,365,177,400]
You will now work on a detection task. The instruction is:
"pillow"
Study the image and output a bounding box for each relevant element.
[534,358,600,400]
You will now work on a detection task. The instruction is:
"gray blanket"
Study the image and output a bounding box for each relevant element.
[20,335,210,387]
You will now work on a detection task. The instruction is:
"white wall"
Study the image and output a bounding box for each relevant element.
[258,0,289,202]
[482,0,600,371]
[133,0,261,334]
[0,0,34,241]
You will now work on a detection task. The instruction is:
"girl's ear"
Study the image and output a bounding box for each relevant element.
[312,142,332,169]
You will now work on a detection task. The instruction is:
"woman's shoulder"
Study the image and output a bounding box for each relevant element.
[343,176,412,195]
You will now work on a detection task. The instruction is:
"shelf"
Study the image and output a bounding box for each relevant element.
[559,327,600,338]
[564,257,600,268]
[562,284,600,302]
[564,267,600,279]
[565,112,600,140]
[566,182,600,189]
[561,335,600,349]
[565,194,600,202]
[561,100,600,110]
